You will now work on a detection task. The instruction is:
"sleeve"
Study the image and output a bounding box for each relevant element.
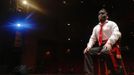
[106,22,121,46]
[87,27,97,49]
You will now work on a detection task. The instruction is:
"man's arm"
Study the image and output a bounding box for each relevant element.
[87,27,97,49]
[105,22,121,50]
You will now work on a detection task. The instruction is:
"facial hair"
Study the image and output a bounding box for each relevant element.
[100,15,107,23]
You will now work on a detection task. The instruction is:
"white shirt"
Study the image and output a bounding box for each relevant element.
[87,20,121,49]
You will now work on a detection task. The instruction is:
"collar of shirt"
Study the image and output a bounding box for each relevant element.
[98,20,108,25]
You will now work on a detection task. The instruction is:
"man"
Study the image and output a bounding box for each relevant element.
[83,9,127,75]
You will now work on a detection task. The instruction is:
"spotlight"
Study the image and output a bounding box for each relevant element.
[17,23,21,27]
[68,38,71,40]
[22,0,28,5]
[67,23,71,26]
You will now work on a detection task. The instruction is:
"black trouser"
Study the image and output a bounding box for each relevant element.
[84,53,94,75]
[84,48,126,75]
[84,47,101,75]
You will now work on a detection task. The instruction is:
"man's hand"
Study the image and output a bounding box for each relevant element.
[100,46,109,54]
[100,44,111,54]
[83,47,90,54]
[104,43,112,51]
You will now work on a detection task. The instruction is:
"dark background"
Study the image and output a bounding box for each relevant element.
[0,0,134,74]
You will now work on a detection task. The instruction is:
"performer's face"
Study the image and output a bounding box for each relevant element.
[98,9,107,23]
